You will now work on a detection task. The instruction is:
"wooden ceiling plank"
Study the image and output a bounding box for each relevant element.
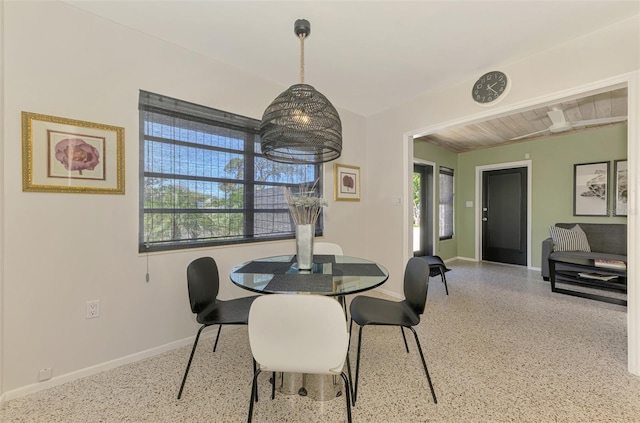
[520,109,548,132]
[591,92,612,118]
[534,108,552,127]
[576,96,597,121]
[508,113,539,135]
[483,117,519,141]
[499,116,521,133]
[562,100,583,122]
[611,90,628,116]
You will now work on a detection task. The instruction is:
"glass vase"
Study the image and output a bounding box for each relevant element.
[295,224,314,270]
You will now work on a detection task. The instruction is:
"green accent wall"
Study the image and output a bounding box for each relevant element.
[415,124,627,268]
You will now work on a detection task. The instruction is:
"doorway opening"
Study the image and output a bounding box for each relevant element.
[405,77,636,374]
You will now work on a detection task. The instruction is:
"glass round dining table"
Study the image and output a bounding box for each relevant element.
[229,254,389,296]
[230,254,389,400]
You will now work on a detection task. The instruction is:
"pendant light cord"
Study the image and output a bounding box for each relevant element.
[299,33,306,84]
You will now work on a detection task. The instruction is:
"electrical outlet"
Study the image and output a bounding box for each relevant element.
[38,367,52,381]
[86,300,100,319]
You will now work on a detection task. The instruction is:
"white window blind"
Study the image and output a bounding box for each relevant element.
[439,167,454,240]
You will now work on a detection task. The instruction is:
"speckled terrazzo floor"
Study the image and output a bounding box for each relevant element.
[2,260,639,422]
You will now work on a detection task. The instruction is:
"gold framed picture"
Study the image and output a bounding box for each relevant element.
[334,163,360,201]
[22,112,125,194]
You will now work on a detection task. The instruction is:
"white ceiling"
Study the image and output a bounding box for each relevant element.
[64,1,639,117]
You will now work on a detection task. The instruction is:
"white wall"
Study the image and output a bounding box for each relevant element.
[0,1,370,397]
[365,16,640,372]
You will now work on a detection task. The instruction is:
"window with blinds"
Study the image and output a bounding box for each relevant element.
[439,166,454,240]
[139,91,322,252]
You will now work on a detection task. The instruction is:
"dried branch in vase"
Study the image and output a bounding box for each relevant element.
[283,180,328,226]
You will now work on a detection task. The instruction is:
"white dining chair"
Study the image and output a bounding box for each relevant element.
[314,242,344,255]
[247,294,352,423]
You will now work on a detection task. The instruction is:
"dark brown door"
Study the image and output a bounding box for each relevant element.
[482,167,527,266]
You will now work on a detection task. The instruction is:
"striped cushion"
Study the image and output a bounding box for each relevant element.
[549,225,591,252]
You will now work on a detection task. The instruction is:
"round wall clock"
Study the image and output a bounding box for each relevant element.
[472,71,510,105]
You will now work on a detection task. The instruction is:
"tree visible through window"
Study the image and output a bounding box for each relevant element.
[439,167,454,240]
[139,91,322,252]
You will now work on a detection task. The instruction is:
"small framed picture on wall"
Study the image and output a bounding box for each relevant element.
[334,163,360,201]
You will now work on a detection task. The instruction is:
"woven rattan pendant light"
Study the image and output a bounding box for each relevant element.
[260,19,342,164]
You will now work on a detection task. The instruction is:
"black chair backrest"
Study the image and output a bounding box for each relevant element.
[403,257,430,316]
[187,257,220,314]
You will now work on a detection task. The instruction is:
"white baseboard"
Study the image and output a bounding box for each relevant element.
[454,256,541,273]
[2,327,223,402]
[454,256,477,262]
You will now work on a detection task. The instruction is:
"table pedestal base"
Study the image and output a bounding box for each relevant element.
[275,372,342,401]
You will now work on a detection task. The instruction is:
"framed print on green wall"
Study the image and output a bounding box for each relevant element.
[573,161,609,216]
[614,159,628,216]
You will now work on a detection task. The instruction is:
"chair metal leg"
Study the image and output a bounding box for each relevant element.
[353,326,364,403]
[253,359,259,402]
[348,318,355,355]
[408,326,437,404]
[400,327,409,353]
[213,325,223,352]
[347,319,356,403]
[338,295,348,320]
[340,371,353,423]
[440,268,449,295]
[271,371,276,400]
[345,351,355,404]
[178,324,206,399]
[248,368,262,423]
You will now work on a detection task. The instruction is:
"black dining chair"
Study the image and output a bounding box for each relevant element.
[420,255,451,295]
[177,256,259,399]
[349,257,437,404]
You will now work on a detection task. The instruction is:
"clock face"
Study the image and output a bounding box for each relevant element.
[472,71,509,104]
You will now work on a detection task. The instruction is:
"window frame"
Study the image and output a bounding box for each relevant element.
[139,91,322,253]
